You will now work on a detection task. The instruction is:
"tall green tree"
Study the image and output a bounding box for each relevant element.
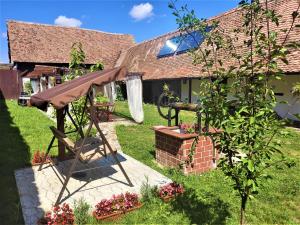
[169,0,300,224]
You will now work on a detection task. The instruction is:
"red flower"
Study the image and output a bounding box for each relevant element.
[93,192,140,217]
[32,150,50,164]
[158,182,184,198]
[41,203,74,225]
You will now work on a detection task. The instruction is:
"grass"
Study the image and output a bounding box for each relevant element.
[0,99,299,224]
[113,101,300,224]
[0,100,55,225]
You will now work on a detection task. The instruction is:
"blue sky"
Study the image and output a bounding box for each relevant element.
[0,0,240,63]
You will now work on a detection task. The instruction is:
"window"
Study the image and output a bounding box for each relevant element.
[157,36,181,57]
[157,27,212,58]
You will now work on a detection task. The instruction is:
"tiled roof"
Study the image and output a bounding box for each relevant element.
[7,20,135,68]
[119,0,300,80]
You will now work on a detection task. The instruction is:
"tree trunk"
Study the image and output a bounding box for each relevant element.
[240,196,247,225]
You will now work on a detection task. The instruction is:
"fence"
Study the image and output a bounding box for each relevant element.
[0,69,21,99]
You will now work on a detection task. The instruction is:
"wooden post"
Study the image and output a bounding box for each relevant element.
[188,79,192,103]
[56,107,66,160]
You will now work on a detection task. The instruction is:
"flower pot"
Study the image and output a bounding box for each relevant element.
[160,192,184,202]
[37,217,49,225]
[31,158,52,166]
[160,195,175,202]
[93,203,143,221]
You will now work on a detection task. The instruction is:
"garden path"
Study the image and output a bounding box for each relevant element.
[99,114,136,152]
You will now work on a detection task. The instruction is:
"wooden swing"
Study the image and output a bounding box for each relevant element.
[31,67,133,206]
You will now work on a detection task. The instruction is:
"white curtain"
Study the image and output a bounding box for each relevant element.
[126,75,144,123]
[104,82,117,103]
[30,79,40,94]
[48,76,55,89]
[40,77,47,92]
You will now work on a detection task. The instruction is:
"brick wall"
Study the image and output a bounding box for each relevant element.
[155,126,218,175]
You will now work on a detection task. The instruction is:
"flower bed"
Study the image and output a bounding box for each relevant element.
[93,192,142,221]
[158,182,184,202]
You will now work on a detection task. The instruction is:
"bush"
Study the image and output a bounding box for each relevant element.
[140,178,159,203]
[74,198,91,225]
[23,81,33,94]
[95,92,109,103]
[116,84,125,101]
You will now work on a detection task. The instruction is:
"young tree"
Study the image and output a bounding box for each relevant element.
[65,42,104,127]
[169,0,300,224]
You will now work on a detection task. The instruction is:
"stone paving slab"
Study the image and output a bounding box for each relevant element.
[15,152,171,225]
[99,115,136,152]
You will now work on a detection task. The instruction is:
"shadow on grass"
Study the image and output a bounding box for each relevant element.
[170,187,230,225]
[0,99,39,224]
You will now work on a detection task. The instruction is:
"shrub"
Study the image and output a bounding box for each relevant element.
[23,81,33,94]
[158,182,184,198]
[116,84,125,101]
[140,178,159,203]
[95,92,109,103]
[74,198,90,225]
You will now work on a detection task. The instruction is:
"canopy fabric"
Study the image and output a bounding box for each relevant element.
[126,75,144,123]
[30,67,127,110]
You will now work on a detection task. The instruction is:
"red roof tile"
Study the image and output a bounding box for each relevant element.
[119,0,300,80]
[7,20,135,68]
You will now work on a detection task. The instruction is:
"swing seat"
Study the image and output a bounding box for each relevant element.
[49,126,116,163]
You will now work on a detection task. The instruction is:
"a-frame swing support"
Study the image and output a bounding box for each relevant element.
[39,91,133,206]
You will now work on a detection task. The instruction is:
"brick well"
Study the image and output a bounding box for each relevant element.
[154,126,218,175]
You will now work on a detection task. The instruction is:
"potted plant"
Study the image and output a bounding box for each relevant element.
[94,92,109,104]
[31,150,51,166]
[158,182,184,202]
[93,192,142,221]
[37,203,74,225]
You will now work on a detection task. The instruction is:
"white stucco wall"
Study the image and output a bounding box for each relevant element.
[181,75,300,121]
[271,75,300,121]
[181,78,203,103]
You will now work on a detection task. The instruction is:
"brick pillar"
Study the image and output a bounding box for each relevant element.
[154,126,218,175]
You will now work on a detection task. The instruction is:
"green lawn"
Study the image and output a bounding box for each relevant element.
[0,100,299,224]
[0,100,55,225]
[114,101,300,225]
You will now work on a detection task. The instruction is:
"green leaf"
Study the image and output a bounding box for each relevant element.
[250,117,255,124]
[247,160,254,172]
[249,194,255,200]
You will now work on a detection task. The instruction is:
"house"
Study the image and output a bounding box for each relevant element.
[118,0,300,121]
[5,0,300,121]
[6,20,135,93]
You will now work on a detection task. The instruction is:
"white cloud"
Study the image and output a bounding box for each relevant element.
[1,32,7,38]
[54,15,82,27]
[129,3,154,21]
